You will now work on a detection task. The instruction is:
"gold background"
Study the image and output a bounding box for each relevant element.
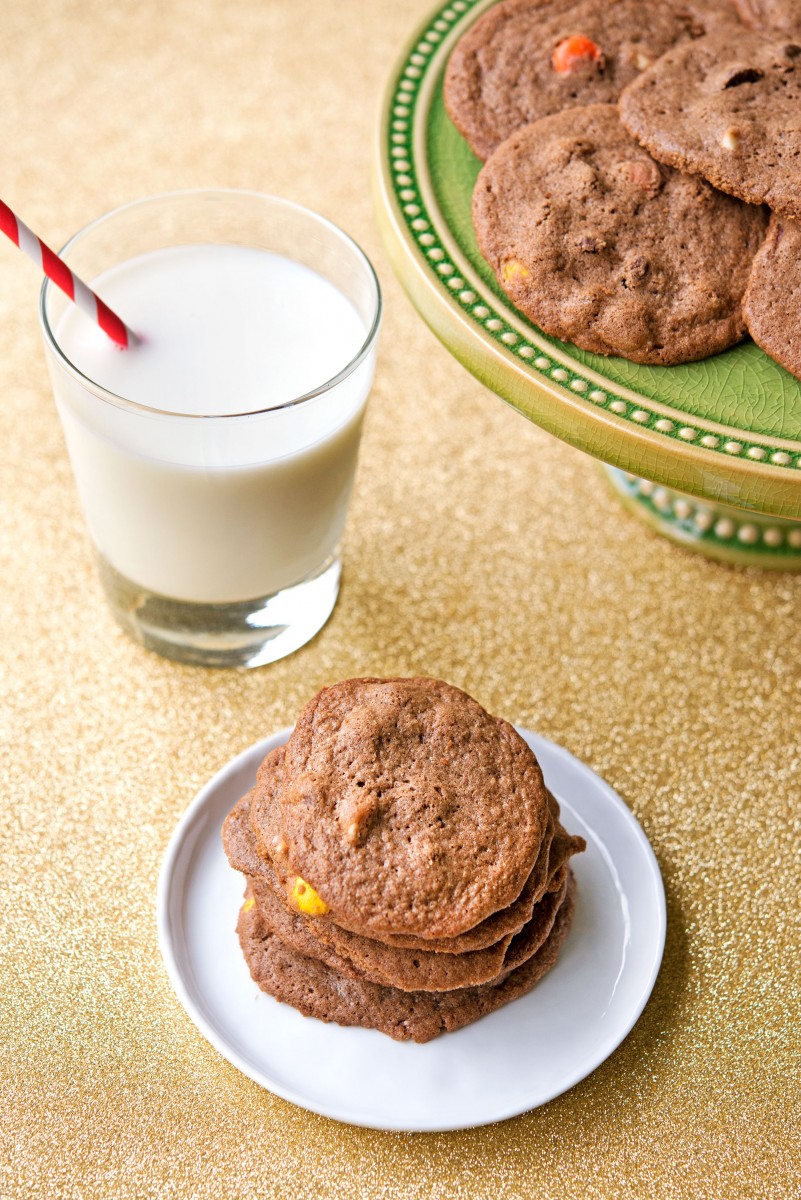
[1,2,799,1196]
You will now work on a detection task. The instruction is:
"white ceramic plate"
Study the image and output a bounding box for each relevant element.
[158,728,665,1131]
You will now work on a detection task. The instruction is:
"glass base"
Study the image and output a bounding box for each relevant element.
[97,554,342,668]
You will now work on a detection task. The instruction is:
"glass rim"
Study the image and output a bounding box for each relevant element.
[38,187,383,420]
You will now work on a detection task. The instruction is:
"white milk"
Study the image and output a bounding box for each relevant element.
[51,244,374,604]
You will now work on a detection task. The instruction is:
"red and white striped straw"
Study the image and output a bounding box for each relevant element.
[0,198,136,348]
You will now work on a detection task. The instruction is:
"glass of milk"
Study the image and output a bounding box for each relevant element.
[39,190,381,667]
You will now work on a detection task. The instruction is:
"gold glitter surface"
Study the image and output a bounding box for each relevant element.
[1,2,800,1197]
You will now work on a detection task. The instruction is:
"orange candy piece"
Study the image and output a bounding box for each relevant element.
[552,35,603,73]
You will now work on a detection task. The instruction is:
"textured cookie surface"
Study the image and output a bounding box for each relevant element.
[472,104,768,363]
[732,0,801,35]
[743,214,801,379]
[444,0,739,161]
[248,744,583,953]
[248,864,569,993]
[277,678,551,939]
[619,29,801,218]
[225,794,570,991]
[236,871,577,1043]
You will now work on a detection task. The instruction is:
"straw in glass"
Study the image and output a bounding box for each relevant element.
[0,198,136,348]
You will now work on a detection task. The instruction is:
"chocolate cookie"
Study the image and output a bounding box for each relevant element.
[224,794,568,991]
[444,0,739,161]
[248,865,507,991]
[743,214,801,379]
[246,745,582,953]
[236,871,577,1043]
[619,29,801,218]
[247,864,569,993]
[472,104,768,363]
[732,0,801,36]
[277,678,552,940]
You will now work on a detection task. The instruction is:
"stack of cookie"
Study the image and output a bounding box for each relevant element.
[445,0,801,377]
[223,678,585,1042]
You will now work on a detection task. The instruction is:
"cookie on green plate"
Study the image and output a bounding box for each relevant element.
[444,0,739,161]
[619,28,801,218]
[472,104,768,364]
[743,214,801,380]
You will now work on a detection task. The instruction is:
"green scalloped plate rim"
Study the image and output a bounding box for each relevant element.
[374,0,801,518]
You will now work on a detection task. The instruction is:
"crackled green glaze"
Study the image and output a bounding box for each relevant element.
[375,0,801,552]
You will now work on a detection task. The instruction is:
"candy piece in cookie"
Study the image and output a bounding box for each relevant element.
[551,34,604,73]
[443,0,740,160]
[619,28,801,219]
[290,876,330,917]
[472,104,768,364]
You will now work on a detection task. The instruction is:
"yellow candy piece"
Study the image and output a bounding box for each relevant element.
[292,876,330,916]
[243,897,256,913]
[501,259,530,283]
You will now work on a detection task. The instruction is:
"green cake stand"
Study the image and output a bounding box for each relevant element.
[375,0,801,569]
